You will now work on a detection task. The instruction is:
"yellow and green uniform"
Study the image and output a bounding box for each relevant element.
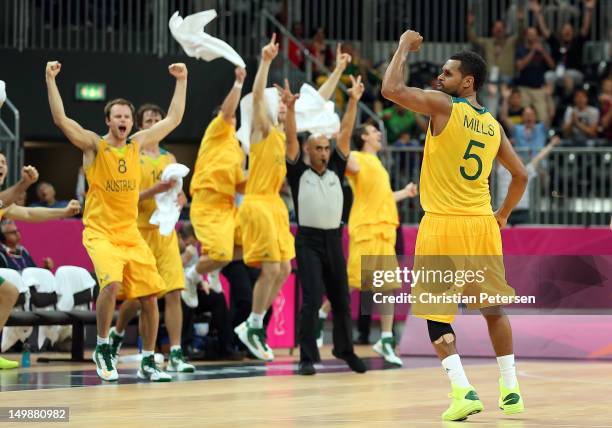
[345,151,400,290]
[190,113,245,261]
[239,126,294,266]
[138,148,184,296]
[0,208,5,286]
[82,138,164,300]
[413,97,515,323]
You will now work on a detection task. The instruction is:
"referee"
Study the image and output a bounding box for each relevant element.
[282,77,367,375]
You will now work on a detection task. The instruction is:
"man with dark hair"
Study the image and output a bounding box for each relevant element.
[383,32,528,421]
[46,60,187,382]
[137,104,167,129]
[31,181,68,208]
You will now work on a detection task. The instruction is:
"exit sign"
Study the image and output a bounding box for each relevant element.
[75,83,106,101]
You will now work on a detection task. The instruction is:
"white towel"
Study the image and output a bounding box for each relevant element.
[0,268,32,353]
[149,163,190,236]
[169,10,246,68]
[21,268,62,349]
[236,84,340,152]
[0,80,6,108]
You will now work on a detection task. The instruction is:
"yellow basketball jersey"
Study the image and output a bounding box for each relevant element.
[346,151,398,232]
[420,97,501,215]
[137,149,173,229]
[190,113,245,198]
[245,127,286,195]
[83,139,141,241]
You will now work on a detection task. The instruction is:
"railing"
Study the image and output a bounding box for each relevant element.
[0,98,22,186]
[259,10,387,142]
[2,1,608,64]
[386,146,612,226]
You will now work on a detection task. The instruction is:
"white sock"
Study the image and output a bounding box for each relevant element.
[247,312,264,329]
[318,308,328,319]
[142,350,154,357]
[97,336,109,346]
[186,265,201,284]
[442,354,471,388]
[208,269,222,293]
[381,331,393,339]
[497,354,517,389]
[170,345,181,352]
[113,328,125,337]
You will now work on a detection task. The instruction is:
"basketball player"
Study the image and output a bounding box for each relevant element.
[108,103,195,373]
[45,60,188,382]
[343,124,417,366]
[234,34,294,361]
[184,66,247,298]
[382,31,528,420]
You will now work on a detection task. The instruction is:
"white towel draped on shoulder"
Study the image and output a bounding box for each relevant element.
[169,10,246,68]
[149,163,190,236]
[0,80,6,107]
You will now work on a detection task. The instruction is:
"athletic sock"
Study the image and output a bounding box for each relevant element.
[441,354,471,388]
[318,308,328,319]
[142,350,154,357]
[113,328,125,337]
[497,354,517,389]
[97,336,109,346]
[170,345,182,353]
[247,312,264,329]
[381,331,393,340]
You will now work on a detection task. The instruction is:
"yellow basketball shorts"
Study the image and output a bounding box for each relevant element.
[83,228,165,300]
[347,224,401,291]
[139,227,185,297]
[238,194,295,266]
[190,190,241,262]
[412,213,515,324]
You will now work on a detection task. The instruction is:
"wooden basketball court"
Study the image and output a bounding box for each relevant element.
[0,346,609,427]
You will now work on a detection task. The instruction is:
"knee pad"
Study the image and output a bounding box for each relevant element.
[427,320,455,344]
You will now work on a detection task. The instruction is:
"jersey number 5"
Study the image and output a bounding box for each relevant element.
[460,140,485,181]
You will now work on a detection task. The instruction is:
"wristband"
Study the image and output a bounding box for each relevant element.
[234,81,243,89]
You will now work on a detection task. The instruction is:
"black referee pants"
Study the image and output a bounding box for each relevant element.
[296,226,354,364]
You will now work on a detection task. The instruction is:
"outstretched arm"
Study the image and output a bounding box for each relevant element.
[45,61,99,152]
[220,67,246,122]
[382,30,452,117]
[0,166,39,208]
[499,86,515,134]
[133,63,188,149]
[394,182,418,202]
[529,135,561,168]
[276,79,300,161]
[337,75,364,157]
[317,44,352,101]
[3,199,81,222]
[494,128,529,228]
[530,0,551,39]
[580,0,595,38]
[252,34,279,142]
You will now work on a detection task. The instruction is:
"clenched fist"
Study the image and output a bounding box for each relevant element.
[46,61,62,79]
[168,63,188,80]
[399,30,423,52]
[64,199,82,217]
[21,166,39,187]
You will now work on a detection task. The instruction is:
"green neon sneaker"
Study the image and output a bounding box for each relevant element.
[442,384,484,421]
[498,377,525,415]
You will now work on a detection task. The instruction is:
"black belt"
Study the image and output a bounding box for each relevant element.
[297,225,342,237]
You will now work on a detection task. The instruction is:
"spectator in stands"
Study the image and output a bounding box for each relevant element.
[562,88,600,145]
[178,223,243,360]
[467,9,524,81]
[338,43,380,111]
[495,136,561,225]
[500,87,548,156]
[515,27,556,126]
[380,104,419,144]
[531,0,596,90]
[308,27,333,78]
[30,181,68,208]
[499,86,525,133]
[288,22,305,69]
[599,78,612,141]
[75,166,87,205]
